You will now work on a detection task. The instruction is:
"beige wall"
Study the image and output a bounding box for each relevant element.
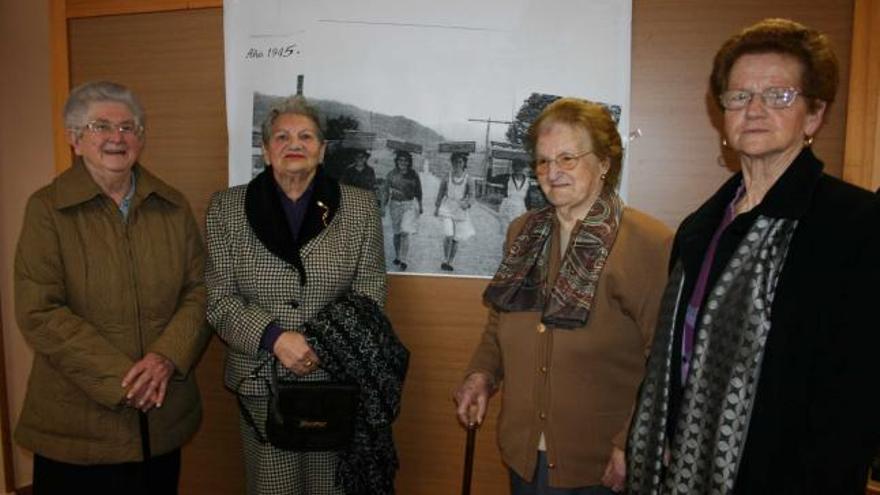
[0,0,54,489]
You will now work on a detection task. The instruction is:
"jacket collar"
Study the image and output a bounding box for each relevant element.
[54,158,184,210]
[676,147,823,271]
[244,166,340,283]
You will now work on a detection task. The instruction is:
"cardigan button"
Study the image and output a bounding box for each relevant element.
[287,300,299,309]
[540,366,547,373]
[539,412,546,420]
[547,462,556,469]
[537,323,546,334]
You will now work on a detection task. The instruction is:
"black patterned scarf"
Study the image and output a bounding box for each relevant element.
[627,215,797,494]
[303,292,410,495]
[483,190,623,329]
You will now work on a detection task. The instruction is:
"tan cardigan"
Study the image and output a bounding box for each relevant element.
[467,207,672,487]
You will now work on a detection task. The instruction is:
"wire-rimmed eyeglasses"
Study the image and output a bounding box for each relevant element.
[81,120,144,137]
[719,87,801,110]
[531,149,595,175]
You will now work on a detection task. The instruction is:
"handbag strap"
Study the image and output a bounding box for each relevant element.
[234,355,273,444]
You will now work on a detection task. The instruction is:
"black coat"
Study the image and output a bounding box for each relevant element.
[666,148,880,494]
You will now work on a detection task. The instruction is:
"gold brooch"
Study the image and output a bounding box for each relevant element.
[316,200,330,227]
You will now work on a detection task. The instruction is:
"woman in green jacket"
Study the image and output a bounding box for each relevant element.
[14,81,209,494]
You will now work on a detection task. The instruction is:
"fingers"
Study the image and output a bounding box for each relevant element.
[154,377,169,408]
[454,373,492,427]
[601,447,626,492]
[272,332,320,375]
[293,354,320,376]
[121,362,142,390]
[454,390,472,426]
[473,393,488,425]
[122,353,174,412]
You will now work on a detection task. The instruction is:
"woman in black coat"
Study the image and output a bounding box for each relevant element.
[628,18,880,495]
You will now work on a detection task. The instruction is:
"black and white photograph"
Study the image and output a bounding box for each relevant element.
[226,0,632,276]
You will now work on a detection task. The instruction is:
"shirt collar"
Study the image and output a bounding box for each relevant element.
[54,158,184,210]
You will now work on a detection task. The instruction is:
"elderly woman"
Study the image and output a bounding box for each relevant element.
[454,98,672,494]
[627,19,880,494]
[14,81,209,493]
[383,150,423,271]
[434,151,477,272]
[206,96,408,495]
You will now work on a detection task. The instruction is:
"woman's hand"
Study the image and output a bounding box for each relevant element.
[453,372,493,427]
[601,446,626,492]
[122,352,175,412]
[273,332,320,376]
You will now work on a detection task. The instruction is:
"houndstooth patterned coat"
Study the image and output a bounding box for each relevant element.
[206,168,386,494]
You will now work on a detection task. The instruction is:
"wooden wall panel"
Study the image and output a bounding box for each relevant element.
[66,0,220,19]
[843,0,880,191]
[386,277,507,494]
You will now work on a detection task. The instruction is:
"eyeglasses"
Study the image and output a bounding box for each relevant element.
[82,120,144,137]
[531,149,595,175]
[719,87,801,110]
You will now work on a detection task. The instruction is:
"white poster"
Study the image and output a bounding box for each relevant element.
[224,0,632,277]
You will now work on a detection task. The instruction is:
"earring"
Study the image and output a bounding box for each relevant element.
[600,172,608,181]
[804,135,814,147]
[721,138,729,147]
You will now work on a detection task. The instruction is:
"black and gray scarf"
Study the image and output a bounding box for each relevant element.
[627,215,797,494]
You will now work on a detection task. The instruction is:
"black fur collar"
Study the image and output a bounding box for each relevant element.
[245,167,341,285]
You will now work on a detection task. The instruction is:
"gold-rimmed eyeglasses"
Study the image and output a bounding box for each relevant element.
[531,149,595,175]
[718,86,801,110]
[81,120,144,137]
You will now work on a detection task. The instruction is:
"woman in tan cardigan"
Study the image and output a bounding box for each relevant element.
[454,98,671,494]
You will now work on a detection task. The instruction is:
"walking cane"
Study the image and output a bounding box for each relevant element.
[461,422,478,495]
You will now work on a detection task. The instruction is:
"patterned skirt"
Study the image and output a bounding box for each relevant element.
[238,394,345,495]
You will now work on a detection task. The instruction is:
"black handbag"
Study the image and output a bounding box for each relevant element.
[238,358,359,452]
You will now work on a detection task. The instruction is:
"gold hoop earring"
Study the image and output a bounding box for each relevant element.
[721,138,729,147]
[600,172,608,181]
[804,135,814,147]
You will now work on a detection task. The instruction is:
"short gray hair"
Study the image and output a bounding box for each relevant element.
[260,96,324,147]
[63,81,146,131]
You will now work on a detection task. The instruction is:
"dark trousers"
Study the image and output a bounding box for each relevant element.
[509,451,615,495]
[33,449,180,495]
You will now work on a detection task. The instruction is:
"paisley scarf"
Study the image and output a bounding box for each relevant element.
[483,190,623,329]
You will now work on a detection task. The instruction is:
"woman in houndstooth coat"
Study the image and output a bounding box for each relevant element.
[206,96,387,495]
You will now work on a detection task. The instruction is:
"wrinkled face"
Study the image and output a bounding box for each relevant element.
[534,122,608,213]
[263,113,325,178]
[69,101,144,176]
[724,52,825,161]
